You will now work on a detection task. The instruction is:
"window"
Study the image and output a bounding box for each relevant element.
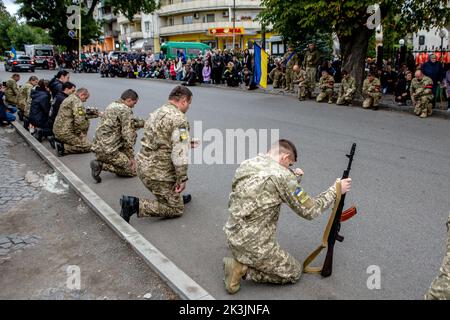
[187,48,201,55]
[206,14,215,23]
[419,35,425,46]
[168,18,174,26]
[183,15,193,24]
[145,21,151,32]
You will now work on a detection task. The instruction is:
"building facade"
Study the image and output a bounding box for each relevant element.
[157,0,272,51]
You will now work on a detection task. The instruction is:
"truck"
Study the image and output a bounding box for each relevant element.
[24,44,55,69]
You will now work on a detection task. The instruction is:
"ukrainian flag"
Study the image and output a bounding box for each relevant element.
[253,42,268,88]
[10,47,17,60]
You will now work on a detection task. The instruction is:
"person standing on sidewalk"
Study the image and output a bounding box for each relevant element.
[303,43,321,99]
[90,89,145,183]
[120,86,199,223]
[282,47,300,93]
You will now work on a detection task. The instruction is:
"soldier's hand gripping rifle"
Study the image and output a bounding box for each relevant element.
[320,143,357,277]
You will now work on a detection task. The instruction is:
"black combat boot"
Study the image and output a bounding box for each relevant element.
[18,110,24,121]
[183,194,192,204]
[120,195,139,223]
[33,128,44,142]
[48,136,56,149]
[90,160,103,183]
[55,140,65,157]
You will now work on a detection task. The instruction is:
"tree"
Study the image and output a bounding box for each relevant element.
[260,0,450,91]
[15,0,159,50]
[7,23,52,51]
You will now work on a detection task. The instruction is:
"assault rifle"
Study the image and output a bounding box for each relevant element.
[321,143,357,277]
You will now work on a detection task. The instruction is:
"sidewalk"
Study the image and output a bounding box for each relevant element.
[0,125,178,300]
[135,76,450,120]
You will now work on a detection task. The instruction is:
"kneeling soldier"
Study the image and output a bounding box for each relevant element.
[316,70,335,103]
[362,72,382,109]
[90,89,145,183]
[411,70,434,119]
[53,88,98,156]
[336,70,356,105]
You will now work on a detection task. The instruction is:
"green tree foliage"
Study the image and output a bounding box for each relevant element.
[260,0,450,90]
[15,0,159,49]
[7,23,52,51]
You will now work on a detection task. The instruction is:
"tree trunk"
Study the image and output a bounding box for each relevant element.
[87,0,99,18]
[338,28,373,97]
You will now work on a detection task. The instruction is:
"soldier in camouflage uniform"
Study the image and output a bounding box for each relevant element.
[316,70,335,103]
[425,212,450,300]
[18,76,38,117]
[336,70,356,105]
[4,74,20,107]
[292,65,307,100]
[303,43,321,99]
[222,139,352,294]
[362,72,382,109]
[120,86,200,222]
[282,47,300,92]
[269,59,285,89]
[90,89,145,183]
[53,88,98,156]
[410,70,434,118]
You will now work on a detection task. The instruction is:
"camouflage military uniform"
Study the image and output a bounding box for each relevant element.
[224,154,337,284]
[362,77,382,109]
[293,69,307,100]
[269,66,284,89]
[53,94,98,154]
[336,75,356,105]
[282,52,300,92]
[425,213,450,300]
[137,102,190,218]
[91,100,145,177]
[303,49,320,97]
[316,74,335,103]
[18,82,34,116]
[410,75,434,118]
[4,79,19,106]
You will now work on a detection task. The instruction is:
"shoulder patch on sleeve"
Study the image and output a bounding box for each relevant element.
[179,127,188,141]
[294,186,312,205]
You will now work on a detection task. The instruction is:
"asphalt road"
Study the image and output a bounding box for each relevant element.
[4,68,450,300]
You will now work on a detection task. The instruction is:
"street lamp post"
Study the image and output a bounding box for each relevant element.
[232,0,236,50]
[78,0,82,62]
[439,29,446,63]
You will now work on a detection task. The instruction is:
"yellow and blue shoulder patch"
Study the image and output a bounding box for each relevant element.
[294,186,311,205]
[179,127,188,141]
[77,107,85,116]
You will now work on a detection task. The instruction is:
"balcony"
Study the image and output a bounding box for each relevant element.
[160,20,261,36]
[117,13,142,25]
[158,0,262,16]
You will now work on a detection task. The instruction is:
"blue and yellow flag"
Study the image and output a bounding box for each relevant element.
[253,42,269,88]
[10,47,17,60]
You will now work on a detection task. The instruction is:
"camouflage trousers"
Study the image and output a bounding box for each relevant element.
[316,89,334,103]
[95,150,135,177]
[336,93,354,105]
[305,67,317,94]
[137,166,184,218]
[298,81,307,99]
[272,74,284,89]
[362,93,381,109]
[232,243,302,284]
[425,218,450,300]
[57,134,91,154]
[414,95,433,117]
[285,69,294,91]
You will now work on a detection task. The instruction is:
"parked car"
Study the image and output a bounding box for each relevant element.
[4,55,35,72]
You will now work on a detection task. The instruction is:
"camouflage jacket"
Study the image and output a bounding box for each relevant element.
[410,76,433,99]
[138,102,190,184]
[282,52,300,69]
[363,78,381,96]
[293,69,307,84]
[303,49,321,68]
[4,79,19,105]
[53,93,98,138]
[18,82,34,114]
[319,74,335,91]
[91,100,144,156]
[269,67,284,81]
[224,154,337,264]
[339,76,357,96]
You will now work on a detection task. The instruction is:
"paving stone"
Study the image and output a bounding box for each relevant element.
[0,248,10,256]
[0,237,10,244]
[0,242,12,249]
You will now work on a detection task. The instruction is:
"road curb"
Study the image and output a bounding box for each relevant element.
[12,122,215,300]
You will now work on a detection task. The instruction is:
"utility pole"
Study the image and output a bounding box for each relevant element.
[79,0,82,62]
[232,0,236,50]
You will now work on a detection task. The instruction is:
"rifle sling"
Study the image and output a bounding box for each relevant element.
[302,181,341,274]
